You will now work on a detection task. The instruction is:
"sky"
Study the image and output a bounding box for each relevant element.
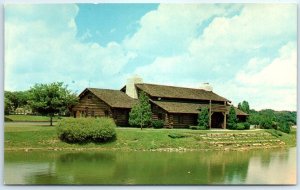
[4,3,297,111]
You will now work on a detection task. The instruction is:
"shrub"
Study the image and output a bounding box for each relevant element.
[243,122,250,130]
[197,107,209,129]
[236,123,245,130]
[259,118,273,129]
[278,122,291,134]
[227,106,237,130]
[57,117,116,143]
[152,120,165,129]
[168,133,187,139]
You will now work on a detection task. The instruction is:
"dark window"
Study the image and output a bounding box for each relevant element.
[104,110,109,117]
[87,95,92,99]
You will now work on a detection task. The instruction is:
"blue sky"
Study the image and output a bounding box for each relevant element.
[4,3,297,111]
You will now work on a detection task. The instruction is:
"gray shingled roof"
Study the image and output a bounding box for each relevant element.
[136,83,229,102]
[151,100,248,115]
[84,88,137,108]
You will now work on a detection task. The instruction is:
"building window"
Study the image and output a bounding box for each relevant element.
[87,95,92,99]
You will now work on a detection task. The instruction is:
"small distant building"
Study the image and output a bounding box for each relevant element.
[71,76,248,128]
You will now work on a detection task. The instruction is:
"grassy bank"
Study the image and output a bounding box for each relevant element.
[4,123,296,152]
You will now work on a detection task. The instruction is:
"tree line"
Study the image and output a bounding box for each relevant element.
[5,82,78,126]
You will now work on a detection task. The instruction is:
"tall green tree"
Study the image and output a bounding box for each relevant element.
[28,82,78,126]
[129,91,152,130]
[198,107,209,129]
[227,106,237,130]
[238,100,250,114]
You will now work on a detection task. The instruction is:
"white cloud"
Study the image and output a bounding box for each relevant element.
[5,4,297,111]
[124,4,229,57]
[129,4,296,111]
[5,4,133,91]
[236,42,297,88]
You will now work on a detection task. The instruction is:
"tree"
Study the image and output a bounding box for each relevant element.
[28,82,78,126]
[4,97,13,115]
[227,106,237,130]
[5,90,31,113]
[238,100,250,114]
[198,107,209,129]
[129,91,152,130]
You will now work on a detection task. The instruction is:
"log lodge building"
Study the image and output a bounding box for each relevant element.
[71,76,248,129]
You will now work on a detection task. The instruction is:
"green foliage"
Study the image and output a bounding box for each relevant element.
[236,123,245,130]
[243,122,250,130]
[4,90,30,114]
[129,91,152,130]
[248,109,296,131]
[227,106,237,130]
[259,117,273,129]
[28,82,78,126]
[265,129,283,137]
[4,97,13,115]
[168,133,187,139]
[278,123,291,134]
[238,101,250,114]
[152,120,165,129]
[57,117,116,143]
[197,107,209,129]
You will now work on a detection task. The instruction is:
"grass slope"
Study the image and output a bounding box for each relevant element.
[4,124,296,152]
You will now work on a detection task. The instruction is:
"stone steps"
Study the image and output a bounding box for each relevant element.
[192,131,285,148]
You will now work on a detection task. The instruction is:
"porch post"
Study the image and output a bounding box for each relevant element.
[209,100,212,129]
[224,113,227,129]
[224,101,227,129]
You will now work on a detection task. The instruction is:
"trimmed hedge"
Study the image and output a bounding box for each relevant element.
[152,120,165,129]
[57,117,116,143]
[236,123,245,130]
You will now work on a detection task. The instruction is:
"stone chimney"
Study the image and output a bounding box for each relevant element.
[126,75,143,99]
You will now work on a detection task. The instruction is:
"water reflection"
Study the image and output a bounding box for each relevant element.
[4,148,296,185]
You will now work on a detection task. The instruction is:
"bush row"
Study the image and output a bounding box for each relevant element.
[56,117,117,143]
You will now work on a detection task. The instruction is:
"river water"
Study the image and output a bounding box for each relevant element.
[4,147,296,185]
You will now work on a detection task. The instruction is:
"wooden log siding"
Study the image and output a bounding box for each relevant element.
[112,108,130,126]
[171,113,197,128]
[72,92,112,118]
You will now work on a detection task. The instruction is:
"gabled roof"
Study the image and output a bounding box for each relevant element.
[80,88,137,109]
[151,100,248,116]
[135,83,229,102]
[151,101,201,114]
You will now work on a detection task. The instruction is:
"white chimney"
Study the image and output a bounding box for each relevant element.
[126,75,143,99]
[199,82,213,91]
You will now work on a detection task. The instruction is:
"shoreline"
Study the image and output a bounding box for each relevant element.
[4,144,292,153]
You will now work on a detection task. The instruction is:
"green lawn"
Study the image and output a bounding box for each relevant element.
[5,115,61,122]
[4,123,296,152]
